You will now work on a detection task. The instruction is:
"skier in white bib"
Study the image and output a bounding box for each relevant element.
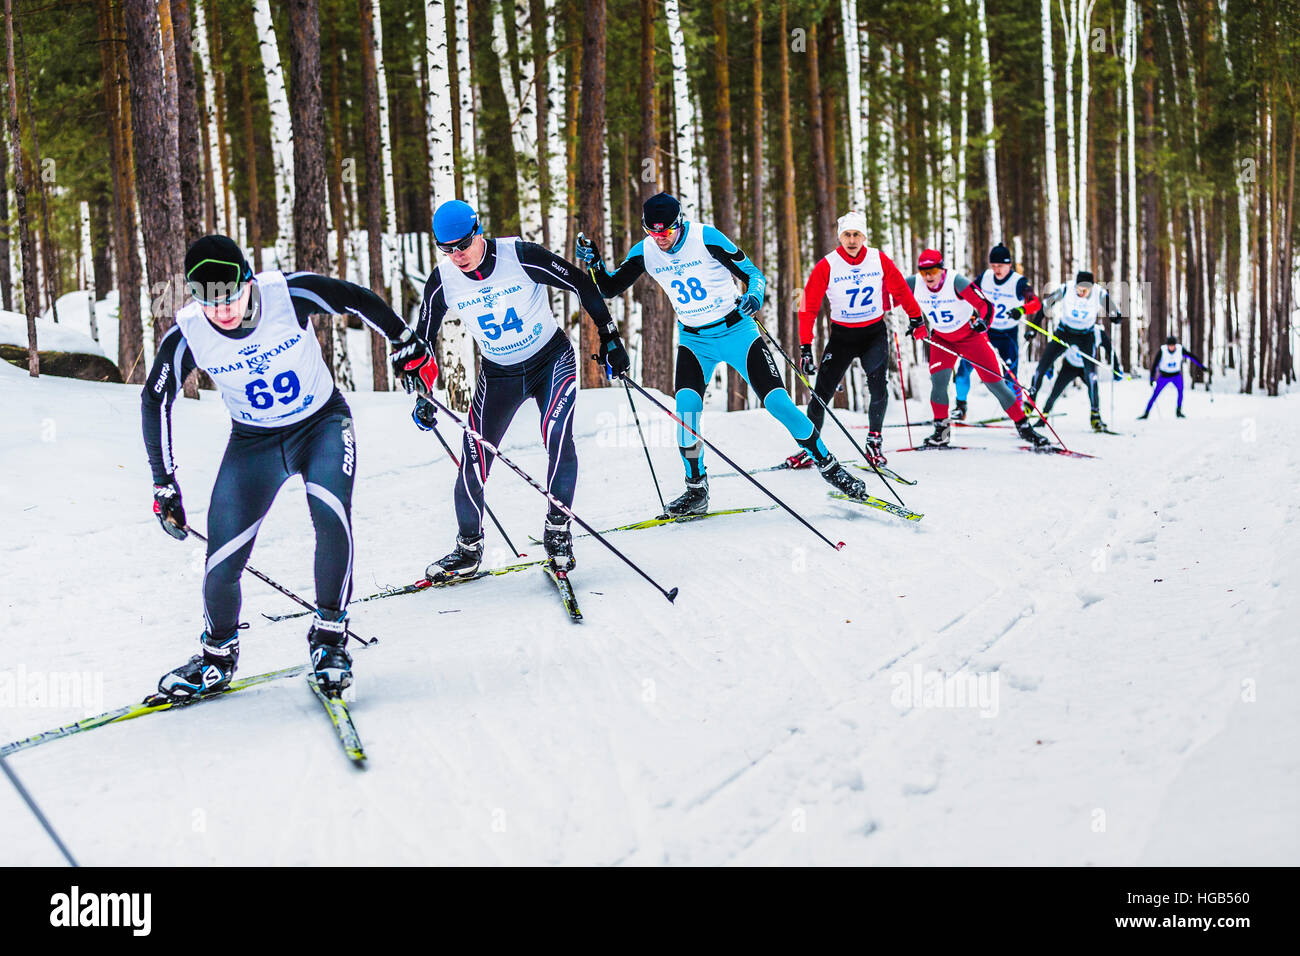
[143,235,419,699]
[577,192,867,514]
[1139,334,1206,419]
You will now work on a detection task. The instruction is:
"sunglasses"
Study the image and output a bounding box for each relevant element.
[437,231,478,254]
[643,219,680,238]
[919,266,943,276]
[186,259,248,306]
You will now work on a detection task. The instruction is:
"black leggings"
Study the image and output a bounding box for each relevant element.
[455,330,578,538]
[204,390,355,637]
[1041,361,1099,413]
[810,322,889,432]
[1030,325,1095,395]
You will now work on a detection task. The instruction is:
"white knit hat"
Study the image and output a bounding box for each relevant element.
[837,211,867,236]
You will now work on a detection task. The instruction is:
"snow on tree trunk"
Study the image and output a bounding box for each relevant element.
[1123,0,1138,336]
[80,200,98,341]
[976,0,1001,241]
[453,0,476,207]
[370,0,399,316]
[664,0,698,216]
[193,0,225,234]
[425,0,455,209]
[1059,0,1078,270]
[1041,0,1063,282]
[840,0,864,211]
[495,1,539,236]
[251,0,294,269]
[545,0,566,258]
[1074,0,1096,272]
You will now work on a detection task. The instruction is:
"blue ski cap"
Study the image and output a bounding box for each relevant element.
[433,199,481,244]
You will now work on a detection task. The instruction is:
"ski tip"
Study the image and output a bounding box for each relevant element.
[666,586,680,603]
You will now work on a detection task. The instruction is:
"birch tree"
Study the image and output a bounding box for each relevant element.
[976,0,1001,240]
[664,0,698,216]
[193,0,226,234]
[251,0,294,268]
[1041,0,1063,281]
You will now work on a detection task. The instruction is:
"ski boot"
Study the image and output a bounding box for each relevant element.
[1016,417,1053,448]
[784,450,813,469]
[156,628,240,700]
[307,608,352,693]
[818,454,867,499]
[952,399,968,421]
[1090,410,1107,433]
[664,476,709,517]
[1175,407,1186,418]
[922,418,952,447]
[426,533,484,583]
[542,514,575,571]
[865,431,887,466]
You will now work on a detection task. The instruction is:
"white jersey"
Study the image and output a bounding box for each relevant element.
[175,270,333,428]
[642,221,741,327]
[437,237,560,365]
[912,270,976,335]
[825,248,886,325]
[1054,282,1105,332]
[979,269,1029,331]
[1158,345,1184,374]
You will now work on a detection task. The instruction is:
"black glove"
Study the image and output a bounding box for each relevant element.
[1112,313,1125,323]
[799,344,816,376]
[1024,324,1037,342]
[907,315,928,340]
[153,479,188,540]
[970,314,988,333]
[389,328,439,394]
[1007,306,1025,321]
[598,334,630,379]
[411,396,437,431]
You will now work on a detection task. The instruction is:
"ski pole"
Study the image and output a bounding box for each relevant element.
[893,330,915,449]
[183,527,377,647]
[1025,318,1127,378]
[414,384,680,603]
[1,754,78,866]
[619,374,846,552]
[623,376,667,514]
[923,335,1072,452]
[427,421,525,558]
[756,317,905,507]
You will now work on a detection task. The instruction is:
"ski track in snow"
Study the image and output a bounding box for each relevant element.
[1,356,1296,865]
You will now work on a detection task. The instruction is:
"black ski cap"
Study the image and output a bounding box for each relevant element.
[642,192,682,232]
[185,235,252,305]
[1075,270,1095,285]
[989,243,1012,264]
[1166,335,1177,345]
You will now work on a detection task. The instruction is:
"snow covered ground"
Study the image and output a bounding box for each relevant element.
[1,356,1296,865]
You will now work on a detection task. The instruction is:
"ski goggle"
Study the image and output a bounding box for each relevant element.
[185,259,249,306]
[918,266,943,278]
[642,216,682,239]
[436,228,479,254]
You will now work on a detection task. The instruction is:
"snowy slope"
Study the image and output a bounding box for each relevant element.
[0,310,106,357]
[1,358,1296,866]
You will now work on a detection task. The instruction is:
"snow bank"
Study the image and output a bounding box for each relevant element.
[0,309,106,357]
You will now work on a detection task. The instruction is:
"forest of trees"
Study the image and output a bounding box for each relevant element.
[2,0,1296,402]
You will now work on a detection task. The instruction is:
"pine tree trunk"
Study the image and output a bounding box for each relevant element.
[710,0,745,411]
[17,18,57,321]
[124,0,185,352]
[777,0,799,390]
[172,0,203,242]
[239,65,262,272]
[5,0,38,375]
[287,0,332,368]
[325,19,354,389]
[577,0,606,389]
[637,0,672,395]
[359,0,388,391]
[1141,9,1163,359]
[0,105,9,312]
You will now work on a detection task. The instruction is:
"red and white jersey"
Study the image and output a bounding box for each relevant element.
[912,270,976,335]
[823,248,886,325]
